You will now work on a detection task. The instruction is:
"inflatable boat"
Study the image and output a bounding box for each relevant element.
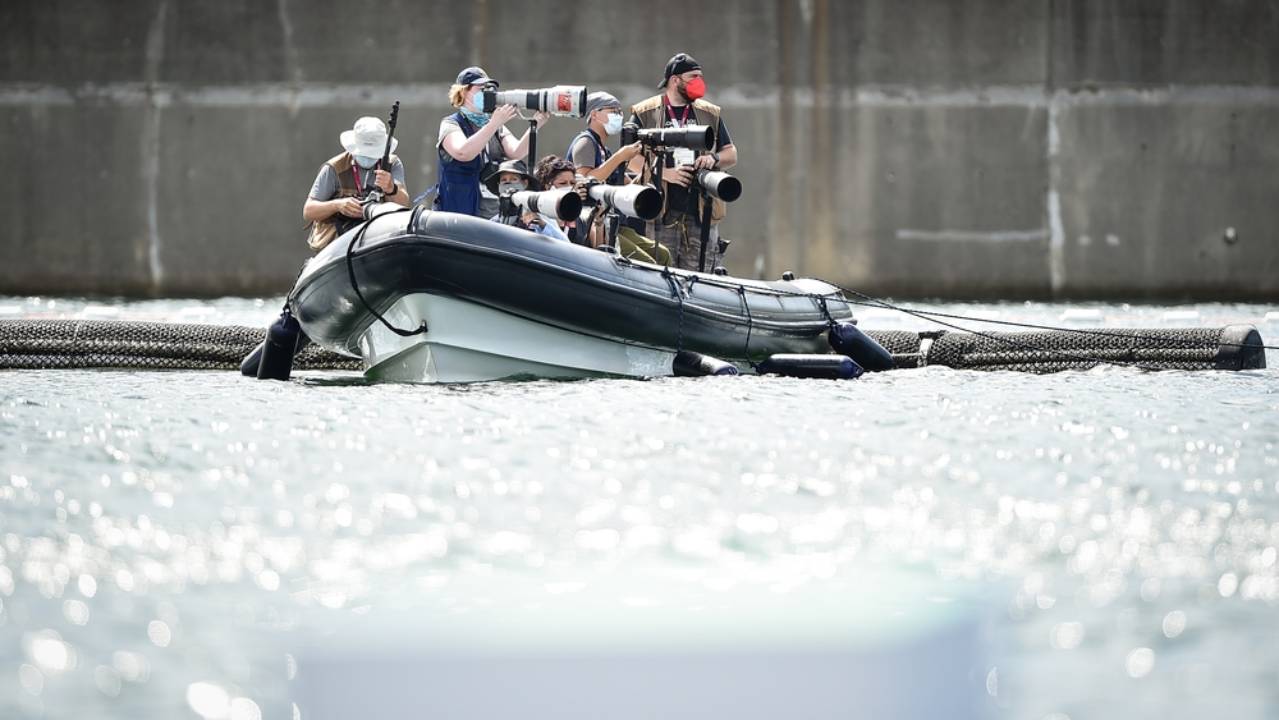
[288,205,860,383]
[0,203,1264,378]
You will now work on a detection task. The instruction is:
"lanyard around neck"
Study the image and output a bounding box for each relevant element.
[664,98,693,126]
[350,162,370,193]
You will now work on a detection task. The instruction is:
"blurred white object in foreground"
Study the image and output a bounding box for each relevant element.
[291,566,984,720]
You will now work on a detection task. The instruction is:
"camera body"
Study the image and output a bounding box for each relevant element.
[620,122,714,151]
[482,85,588,117]
[360,197,404,221]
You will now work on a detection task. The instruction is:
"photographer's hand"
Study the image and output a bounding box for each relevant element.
[336,197,364,218]
[533,111,550,128]
[491,104,519,127]
[374,169,395,193]
[521,211,544,230]
[693,154,717,171]
[615,141,643,163]
[662,165,694,188]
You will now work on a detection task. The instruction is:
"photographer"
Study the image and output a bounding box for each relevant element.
[535,154,671,264]
[303,116,408,252]
[436,66,549,218]
[627,53,737,271]
[483,160,570,242]
[534,155,590,244]
[567,92,642,185]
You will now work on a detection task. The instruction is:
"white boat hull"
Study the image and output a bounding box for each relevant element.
[359,294,678,383]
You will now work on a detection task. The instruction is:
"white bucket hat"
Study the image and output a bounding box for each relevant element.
[340,116,398,158]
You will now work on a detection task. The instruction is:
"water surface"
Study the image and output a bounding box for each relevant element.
[2,296,1278,719]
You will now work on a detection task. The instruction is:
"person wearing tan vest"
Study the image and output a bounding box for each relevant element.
[303,116,410,252]
[627,52,738,271]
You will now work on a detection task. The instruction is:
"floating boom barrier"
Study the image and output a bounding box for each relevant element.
[0,320,1265,374]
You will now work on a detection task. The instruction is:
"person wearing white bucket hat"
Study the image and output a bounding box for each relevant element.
[302,116,409,251]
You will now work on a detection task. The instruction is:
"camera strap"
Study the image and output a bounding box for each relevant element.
[587,129,606,166]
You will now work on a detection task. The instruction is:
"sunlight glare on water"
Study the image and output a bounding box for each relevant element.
[0,297,1277,718]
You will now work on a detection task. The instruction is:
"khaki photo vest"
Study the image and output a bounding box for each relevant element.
[306,152,399,252]
[630,96,727,225]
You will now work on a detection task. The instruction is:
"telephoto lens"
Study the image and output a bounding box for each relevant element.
[692,170,742,202]
[587,183,663,221]
[634,125,714,150]
[482,85,588,117]
[510,188,583,222]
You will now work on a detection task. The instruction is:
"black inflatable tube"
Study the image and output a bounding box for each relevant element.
[828,322,895,371]
[757,353,864,380]
[291,210,853,362]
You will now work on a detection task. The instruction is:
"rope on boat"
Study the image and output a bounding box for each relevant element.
[735,285,759,370]
[344,207,429,338]
[656,269,1270,371]
[679,270,1279,354]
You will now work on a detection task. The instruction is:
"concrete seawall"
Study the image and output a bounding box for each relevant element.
[2,0,1276,299]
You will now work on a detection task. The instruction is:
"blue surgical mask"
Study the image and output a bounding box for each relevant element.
[353,154,379,169]
[604,113,623,136]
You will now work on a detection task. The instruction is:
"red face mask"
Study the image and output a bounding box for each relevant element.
[680,77,706,102]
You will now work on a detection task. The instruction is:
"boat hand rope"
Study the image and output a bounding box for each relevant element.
[736,285,759,370]
[668,271,1197,371]
[815,294,835,326]
[820,279,1279,355]
[663,267,1276,354]
[343,207,429,338]
[662,268,688,355]
[805,282,1168,370]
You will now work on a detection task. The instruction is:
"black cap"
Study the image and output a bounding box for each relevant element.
[660,53,701,88]
[584,91,621,117]
[483,159,537,195]
[456,66,497,87]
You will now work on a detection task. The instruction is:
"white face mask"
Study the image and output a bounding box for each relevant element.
[603,112,623,136]
[498,181,526,196]
[353,154,380,169]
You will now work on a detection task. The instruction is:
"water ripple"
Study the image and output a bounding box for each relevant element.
[1,300,1277,718]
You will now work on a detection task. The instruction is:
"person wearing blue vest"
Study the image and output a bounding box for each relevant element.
[566,92,642,185]
[435,66,548,218]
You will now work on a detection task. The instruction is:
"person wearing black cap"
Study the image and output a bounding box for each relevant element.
[434,66,549,218]
[626,52,737,271]
[482,160,569,242]
[567,91,642,185]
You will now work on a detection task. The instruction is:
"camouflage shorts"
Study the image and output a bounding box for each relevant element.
[647,216,721,272]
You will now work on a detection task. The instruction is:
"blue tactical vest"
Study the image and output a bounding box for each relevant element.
[567,130,624,186]
[435,112,487,216]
